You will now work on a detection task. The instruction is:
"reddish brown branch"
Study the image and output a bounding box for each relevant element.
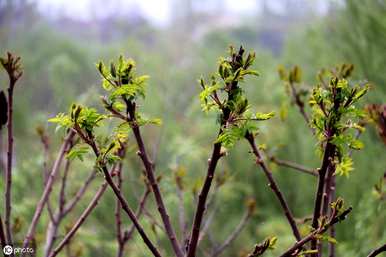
[44,167,96,256]
[123,187,151,243]
[48,178,111,257]
[1,52,23,249]
[62,170,97,216]
[126,102,183,257]
[21,131,75,254]
[246,133,302,241]
[366,244,386,257]
[270,157,317,176]
[115,161,124,257]
[74,128,162,257]
[279,207,352,257]
[186,142,223,257]
[289,81,310,125]
[310,142,335,253]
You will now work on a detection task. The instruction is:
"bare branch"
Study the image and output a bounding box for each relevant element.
[246,133,302,241]
[21,131,75,254]
[310,142,335,252]
[187,142,224,257]
[1,52,23,250]
[212,210,252,257]
[270,156,317,176]
[366,244,386,257]
[279,207,352,257]
[48,177,111,257]
[125,101,183,257]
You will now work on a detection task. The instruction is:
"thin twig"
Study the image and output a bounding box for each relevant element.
[270,157,318,176]
[48,178,111,257]
[2,52,23,250]
[115,161,124,257]
[61,170,97,216]
[366,244,386,257]
[125,101,183,257]
[212,210,252,257]
[187,142,224,257]
[21,131,75,254]
[123,187,151,242]
[310,142,335,253]
[289,81,310,125]
[246,133,302,242]
[75,128,162,257]
[279,207,352,257]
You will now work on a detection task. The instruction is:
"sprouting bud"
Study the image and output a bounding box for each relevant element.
[245,197,257,214]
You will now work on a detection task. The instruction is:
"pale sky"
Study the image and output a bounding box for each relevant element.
[35,0,329,26]
[36,0,259,25]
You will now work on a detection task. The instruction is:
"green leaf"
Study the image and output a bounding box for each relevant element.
[67,144,90,161]
[335,156,354,177]
[255,111,275,120]
[349,139,364,150]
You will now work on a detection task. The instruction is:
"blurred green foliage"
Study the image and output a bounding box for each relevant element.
[0,1,385,256]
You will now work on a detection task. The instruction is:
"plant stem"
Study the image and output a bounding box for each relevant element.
[246,133,302,242]
[0,216,6,249]
[21,131,75,255]
[279,207,351,257]
[366,244,386,257]
[115,161,124,257]
[310,142,335,255]
[5,81,14,248]
[328,176,336,257]
[77,130,163,257]
[126,103,183,257]
[212,210,252,257]
[123,187,151,242]
[289,81,310,125]
[270,157,317,176]
[61,170,97,216]
[48,179,110,257]
[187,142,223,257]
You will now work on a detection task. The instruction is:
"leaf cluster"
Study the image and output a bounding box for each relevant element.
[199,46,274,148]
[308,64,370,176]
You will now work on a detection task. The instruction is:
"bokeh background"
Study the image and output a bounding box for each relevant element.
[0,0,385,256]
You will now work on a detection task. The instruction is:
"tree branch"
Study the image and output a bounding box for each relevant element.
[123,187,151,243]
[48,177,111,257]
[1,52,22,250]
[115,161,124,257]
[212,210,252,257]
[310,142,335,253]
[269,156,317,176]
[74,127,163,257]
[366,244,386,257]
[0,216,6,250]
[279,207,352,257]
[125,101,183,257]
[21,131,75,254]
[186,141,223,257]
[62,170,97,216]
[245,133,302,241]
